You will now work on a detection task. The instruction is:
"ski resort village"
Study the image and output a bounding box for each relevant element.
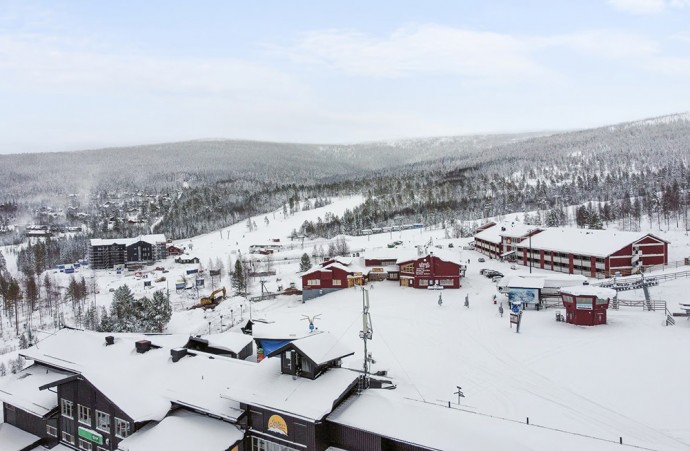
[0,195,689,451]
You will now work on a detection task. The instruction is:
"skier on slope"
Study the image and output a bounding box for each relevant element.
[499,303,504,317]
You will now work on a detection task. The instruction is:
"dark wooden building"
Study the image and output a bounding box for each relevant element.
[89,234,167,270]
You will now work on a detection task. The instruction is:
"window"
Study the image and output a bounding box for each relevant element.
[46,425,57,437]
[78,404,91,425]
[61,399,74,419]
[332,279,342,286]
[62,431,74,444]
[418,279,429,286]
[96,410,110,432]
[439,279,454,286]
[79,438,93,450]
[306,279,320,286]
[115,418,130,438]
[251,436,299,451]
[401,263,414,273]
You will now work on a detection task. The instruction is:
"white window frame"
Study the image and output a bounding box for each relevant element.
[78,404,91,425]
[62,431,74,444]
[46,424,57,437]
[61,399,74,419]
[115,417,130,438]
[96,410,110,432]
[306,279,320,286]
[332,279,342,286]
[79,438,93,451]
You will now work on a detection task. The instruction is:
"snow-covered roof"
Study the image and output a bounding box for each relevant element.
[268,332,354,366]
[513,228,663,258]
[251,322,312,341]
[90,234,167,247]
[301,267,331,277]
[223,358,359,421]
[362,247,408,260]
[0,364,72,417]
[118,409,244,451]
[328,390,628,451]
[505,277,545,289]
[0,423,41,451]
[195,332,254,354]
[474,221,538,244]
[20,329,252,423]
[396,248,464,266]
[559,286,618,299]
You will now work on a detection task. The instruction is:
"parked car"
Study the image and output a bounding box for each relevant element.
[478,257,485,262]
[510,265,517,270]
[492,275,504,282]
[448,243,454,248]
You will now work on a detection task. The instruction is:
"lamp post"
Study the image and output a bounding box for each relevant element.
[529,231,532,274]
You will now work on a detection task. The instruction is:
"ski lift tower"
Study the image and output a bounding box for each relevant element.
[359,287,374,389]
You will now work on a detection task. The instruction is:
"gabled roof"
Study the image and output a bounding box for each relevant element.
[223,358,359,421]
[0,364,72,417]
[301,267,332,277]
[187,332,253,354]
[513,228,666,258]
[396,248,464,267]
[474,221,538,244]
[90,234,167,247]
[20,329,250,423]
[118,409,244,451]
[560,286,617,299]
[266,332,354,367]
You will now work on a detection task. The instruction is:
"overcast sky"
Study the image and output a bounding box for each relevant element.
[1,0,689,154]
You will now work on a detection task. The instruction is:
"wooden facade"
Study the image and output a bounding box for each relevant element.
[398,254,462,289]
[519,233,669,277]
[2,404,57,447]
[54,376,136,451]
[326,422,431,451]
[560,293,610,326]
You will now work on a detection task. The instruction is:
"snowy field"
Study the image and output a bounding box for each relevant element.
[2,197,690,449]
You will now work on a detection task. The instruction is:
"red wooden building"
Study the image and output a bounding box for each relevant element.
[396,251,464,289]
[301,262,364,300]
[473,221,540,261]
[514,229,669,277]
[559,286,617,326]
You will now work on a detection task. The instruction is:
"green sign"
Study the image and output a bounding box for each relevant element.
[78,426,103,445]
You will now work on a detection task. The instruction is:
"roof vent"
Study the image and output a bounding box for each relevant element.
[105,336,115,346]
[171,348,188,363]
[135,340,152,354]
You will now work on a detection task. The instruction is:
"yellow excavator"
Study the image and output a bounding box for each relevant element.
[200,287,226,306]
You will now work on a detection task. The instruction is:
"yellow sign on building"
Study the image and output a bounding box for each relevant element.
[267,415,288,436]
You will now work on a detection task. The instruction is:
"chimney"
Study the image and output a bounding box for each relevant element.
[105,336,115,346]
[170,348,188,363]
[135,340,152,354]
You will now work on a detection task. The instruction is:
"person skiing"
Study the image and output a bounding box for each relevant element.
[438,293,443,306]
[464,294,469,308]
[499,303,504,317]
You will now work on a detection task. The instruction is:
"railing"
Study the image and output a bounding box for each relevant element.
[614,299,666,311]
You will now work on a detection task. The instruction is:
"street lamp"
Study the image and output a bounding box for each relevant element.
[529,231,532,274]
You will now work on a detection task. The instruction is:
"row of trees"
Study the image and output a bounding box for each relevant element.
[97,286,172,333]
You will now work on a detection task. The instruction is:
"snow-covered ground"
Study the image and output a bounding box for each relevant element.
[2,197,690,449]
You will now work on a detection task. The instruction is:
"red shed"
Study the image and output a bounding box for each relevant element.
[397,250,464,289]
[559,286,617,326]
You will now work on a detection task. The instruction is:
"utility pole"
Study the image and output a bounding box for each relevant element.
[529,231,532,274]
[359,287,373,388]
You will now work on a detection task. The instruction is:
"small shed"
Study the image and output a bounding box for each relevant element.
[560,286,617,326]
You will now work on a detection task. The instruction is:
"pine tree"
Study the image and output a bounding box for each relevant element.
[0,361,6,377]
[148,290,172,333]
[110,285,136,332]
[299,253,312,272]
[231,259,246,295]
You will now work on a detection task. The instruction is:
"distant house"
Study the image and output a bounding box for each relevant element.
[89,234,167,269]
[301,260,365,301]
[397,250,464,289]
[513,228,669,277]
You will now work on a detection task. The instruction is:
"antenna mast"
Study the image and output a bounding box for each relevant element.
[359,287,373,385]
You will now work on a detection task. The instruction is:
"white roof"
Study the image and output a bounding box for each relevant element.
[474,221,538,244]
[197,332,254,354]
[118,409,243,451]
[0,423,40,451]
[514,228,661,258]
[301,267,331,277]
[0,364,72,417]
[396,248,464,266]
[327,390,629,450]
[90,234,167,247]
[505,277,545,289]
[251,322,312,341]
[20,329,251,422]
[223,358,358,421]
[559,286,618,299]
[276,332,354,366]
